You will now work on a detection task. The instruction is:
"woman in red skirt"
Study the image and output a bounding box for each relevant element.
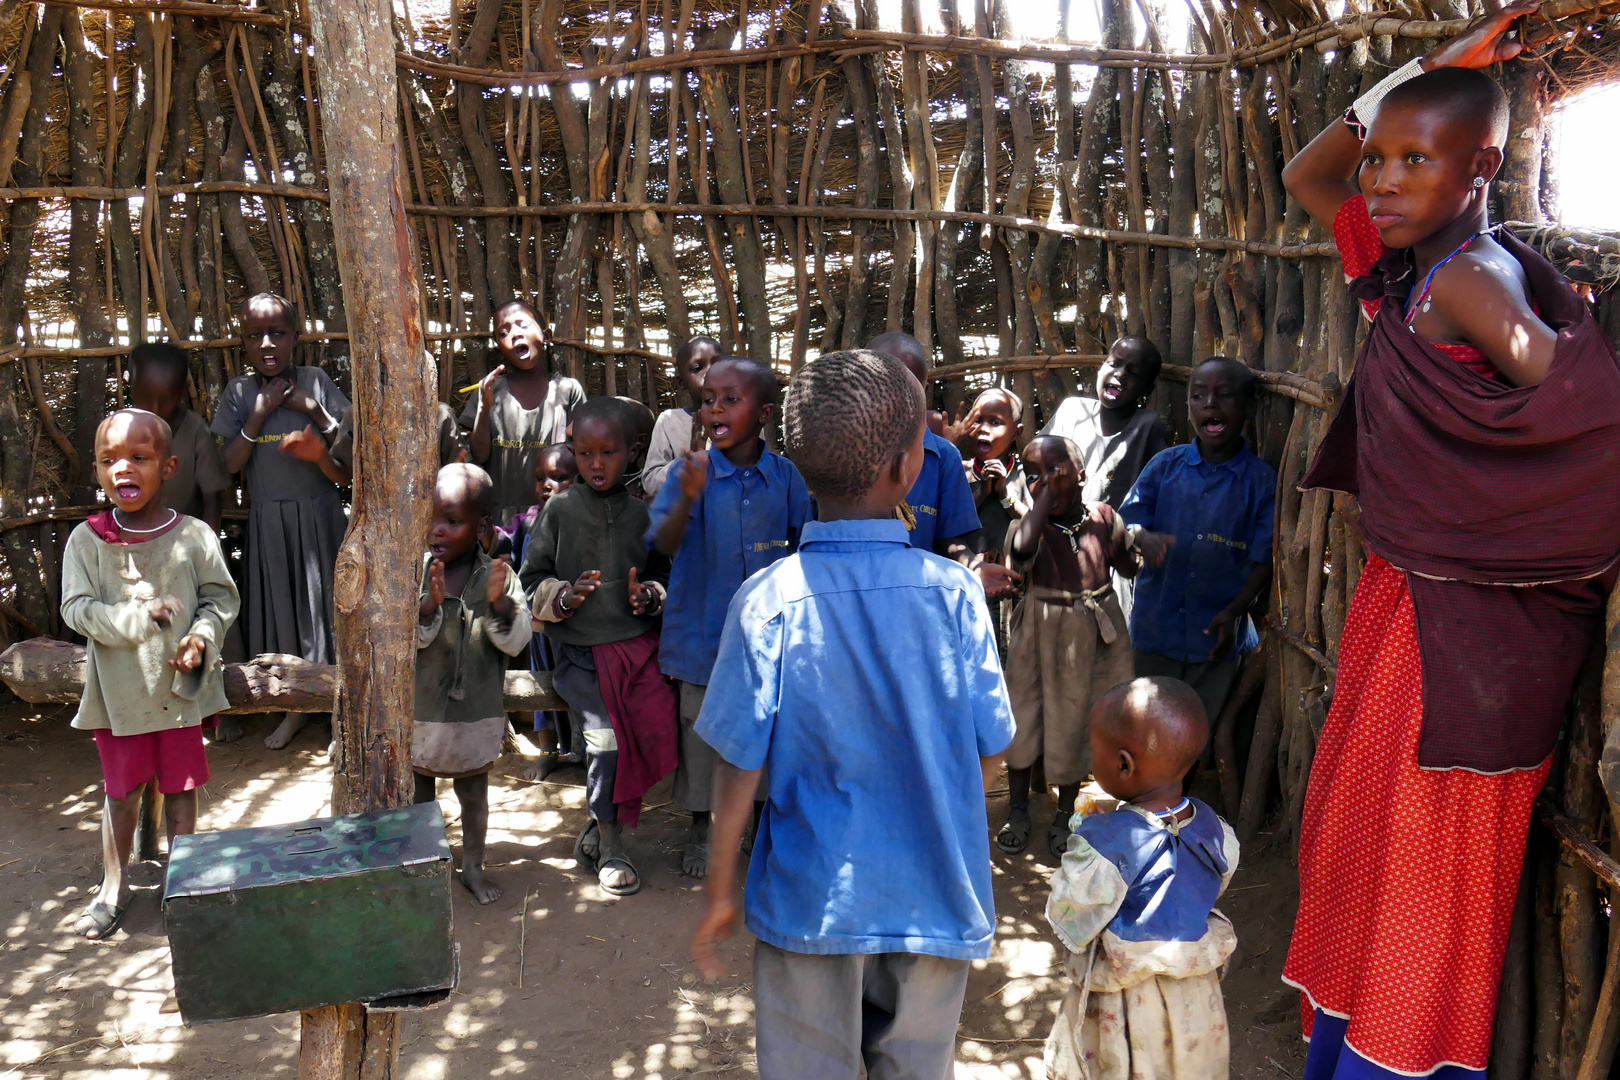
[1280,7,1620,1076]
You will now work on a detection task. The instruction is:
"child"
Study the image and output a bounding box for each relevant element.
[998,435,1136,860]
[415,464,532,905]
[498,443,580,781]
[961,386,1030,564]
[690,349,1014,1078]
[210,293,349,751]
[646,357,811,879]
[463,299,587,525]
[61,409,239,939]
[1044,677,1238,1080]
[1041,335,1171,511]
[128,343,229,531]
[643,335,722,497]
[611,396,657,501]
[519,398,677,897]
[1121,357,1275,729]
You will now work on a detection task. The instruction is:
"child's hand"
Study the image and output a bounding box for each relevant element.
[145,596,184,630]
[282,383,319,416]
[420,558,446,623]
[939,401,971,446]
[1135,531,1176,569]
[691,893,740,981]
[278,424,329,463]
[677,451,709,502]
[627,568,659,615]
[169,633,207,672]
[486,556,516,619]
[559,570,601,613]
[976,561,1022,601]
[479,365,507,411]
[1204,607,1239,661]
[253,376,292,418]
[978,456,1008,496]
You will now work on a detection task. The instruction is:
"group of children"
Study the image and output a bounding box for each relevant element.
[66,286,1276,1079]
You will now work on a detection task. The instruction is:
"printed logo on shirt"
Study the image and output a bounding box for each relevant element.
[1202,532,1248,551]
[750,540,789,552]
[492,437,550,450]
[913,504,938,517]
[254,431,291,444]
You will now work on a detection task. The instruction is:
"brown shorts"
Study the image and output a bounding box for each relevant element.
[1004,585,1134,785]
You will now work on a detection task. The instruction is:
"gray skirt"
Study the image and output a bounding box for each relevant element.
[243,488,348,664]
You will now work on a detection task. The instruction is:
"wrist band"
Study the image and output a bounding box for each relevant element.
[1345,56,1426,139]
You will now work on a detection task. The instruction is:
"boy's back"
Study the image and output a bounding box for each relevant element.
[697,517,1013,958]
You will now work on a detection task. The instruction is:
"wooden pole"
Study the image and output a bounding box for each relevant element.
[300,0,434,1068]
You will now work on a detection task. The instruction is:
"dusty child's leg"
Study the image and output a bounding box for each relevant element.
[78,794,139,938]
[264,712,308,750]
[164,790,198,842]
[998,767,1034,854]
[210,715,244,743]
[452,774,501,904]
[673,682,717,877]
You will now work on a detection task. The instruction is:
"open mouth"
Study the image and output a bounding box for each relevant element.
[511,341,532,361]
[115,483,141,501]
[429,543,447,558]
[1200,418,1228,436]
[710,423,731,439]
[1101,377,1123,399]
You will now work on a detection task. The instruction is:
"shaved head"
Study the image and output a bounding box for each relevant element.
[435,462,494,518]
[97,408,173,457]
[1379,67,1509,151]
[1024,433,1082,470]
[866,331,931,385]
[1095,677,1208,780]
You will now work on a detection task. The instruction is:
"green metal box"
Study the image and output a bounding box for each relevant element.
[163,802,456,1025]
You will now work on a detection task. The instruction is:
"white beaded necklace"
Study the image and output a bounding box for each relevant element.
[113,508,178,534]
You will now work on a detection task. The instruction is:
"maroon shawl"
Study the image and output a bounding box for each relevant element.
[592,629,678,827]
[1304,230,1620,771]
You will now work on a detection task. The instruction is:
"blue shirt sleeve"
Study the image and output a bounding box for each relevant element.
[1247,461,1277,564]
[1120,450,1168,530]
[933,438,981,541]
[644,459,692,550]
[956,582,1015,756]
[693,595,783,772]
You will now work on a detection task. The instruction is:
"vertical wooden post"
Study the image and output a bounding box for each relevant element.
[300,0,434,1072]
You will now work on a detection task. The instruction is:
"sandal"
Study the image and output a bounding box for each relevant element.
[77,899,129,940]
[573,820,601,872]
[1049,811,1073,861]
[997,804,1032,854]
[682,841,711,880]
[598,855,641,897]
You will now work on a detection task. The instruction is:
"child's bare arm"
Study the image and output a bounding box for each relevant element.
[1204,560,1273,661]
[224,377,291,474]
[466,365,508,465]
[280,425,351,486]
[691,760,763,980]
[1009,483,1053,564]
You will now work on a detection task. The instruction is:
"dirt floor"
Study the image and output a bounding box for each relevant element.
[0,701,1310,1079]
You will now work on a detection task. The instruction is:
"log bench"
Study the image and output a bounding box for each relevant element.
[0,637,568,713]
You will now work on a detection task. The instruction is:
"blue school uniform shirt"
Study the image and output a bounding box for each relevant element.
[1120,441,1276,663]
[905,430,981,552]
[695,518,1015,960]
[644,443,813,686]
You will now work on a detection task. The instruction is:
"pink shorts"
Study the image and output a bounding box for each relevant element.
[93,725,211,802]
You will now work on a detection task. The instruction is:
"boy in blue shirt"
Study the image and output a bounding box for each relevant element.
[690,348,1014,1080]
[1122,357,1276,729]
[647,357,812,880]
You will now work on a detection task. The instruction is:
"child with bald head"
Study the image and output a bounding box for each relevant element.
[61,409,240,939]
[1044,677,1239,1080]
[414,463,532,904]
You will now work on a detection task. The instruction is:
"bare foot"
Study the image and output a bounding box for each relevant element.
[209,716,244,743]
[524,752,561,783]
[459,864,501,905]
[682,819,711,879]
[264,712,307,750]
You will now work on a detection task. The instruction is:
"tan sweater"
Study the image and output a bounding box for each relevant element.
[61,517,240,735]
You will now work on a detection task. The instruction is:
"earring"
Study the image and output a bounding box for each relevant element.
[1472,176,1485,189]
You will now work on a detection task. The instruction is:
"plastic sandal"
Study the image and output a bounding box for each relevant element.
[997,804,1032,854]
[1049,811,1073,860]
[598,855,641,897]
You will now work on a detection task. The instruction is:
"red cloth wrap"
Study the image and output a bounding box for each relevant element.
[1305,199,1620,771]
[592,630,678,827]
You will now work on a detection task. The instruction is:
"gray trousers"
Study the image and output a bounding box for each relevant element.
[674,681,720,812]
[551,645,618,822]
[752,941,970,1080]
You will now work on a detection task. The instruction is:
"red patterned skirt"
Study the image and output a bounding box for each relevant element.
[1283,555,1549,1074]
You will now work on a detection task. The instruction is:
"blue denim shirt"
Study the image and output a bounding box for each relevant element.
[905,430,982,553]
[696,518,1015,960]
[645,443,813,686]
[1121,442,1276,663]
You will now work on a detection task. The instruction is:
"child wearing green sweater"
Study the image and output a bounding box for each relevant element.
[62,409,239,939]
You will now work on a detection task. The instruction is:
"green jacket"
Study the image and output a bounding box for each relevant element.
[518,483,670,647]
[61,517,239,736]
[415,549,531,725]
